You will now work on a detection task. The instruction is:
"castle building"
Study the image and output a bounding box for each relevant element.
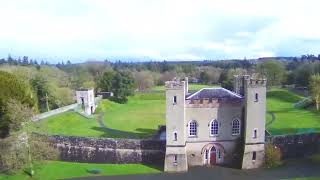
[164,76,266,172]
[76,88,96,115]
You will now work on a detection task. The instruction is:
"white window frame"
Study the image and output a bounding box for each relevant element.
[188,120,198,137]
[210,119,219,136]
[232,119,241,135]
[253,128,258,139]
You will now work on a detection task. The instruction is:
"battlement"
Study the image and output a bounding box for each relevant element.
[185,98,243,108]
[165,78,186,89]
[245,78,267,87]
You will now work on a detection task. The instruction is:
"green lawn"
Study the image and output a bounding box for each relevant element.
[266,89,320,135]
[30,84,210,138]
[29,111,105,137]
[0,161,161,180]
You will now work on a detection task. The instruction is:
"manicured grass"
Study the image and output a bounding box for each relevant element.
[0,161,161,180]
[99,92,165,138]
[29,111,105,137]
[152,83,218,92]
[30,92,166,139]
[266,89,320,135]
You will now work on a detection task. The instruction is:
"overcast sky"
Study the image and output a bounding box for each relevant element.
[1,0,320,62]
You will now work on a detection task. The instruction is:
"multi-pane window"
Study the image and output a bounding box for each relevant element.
[217,149,221,159]
[205,149,208,160]
[232,119,240,135]
[189,120,197,136]
[210,120,219,136]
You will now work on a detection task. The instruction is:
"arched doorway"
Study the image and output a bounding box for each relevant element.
[210,146,216,165]
[202,143,224,166]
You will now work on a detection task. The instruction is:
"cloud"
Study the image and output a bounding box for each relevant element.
[1,0,320,62]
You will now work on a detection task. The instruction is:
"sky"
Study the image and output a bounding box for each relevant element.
[1,0,320,63]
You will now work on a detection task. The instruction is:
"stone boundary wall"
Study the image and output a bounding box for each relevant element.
[266,133,320,159]
[39,132,320,165]
[47,135,166,164]
[32,97,102,122]
[32,103,78,121]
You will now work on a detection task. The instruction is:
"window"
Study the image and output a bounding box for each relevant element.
[255,93,259,102]
[210,120,219,136]
[217,149,221,159]
[173,96,177,104]
[174,155,178,164]
[252,151,256,161]
[232,119,240,135]
[205,149,208,160]
[189,120,197,136]
[173,132,177,141]
[253,129,258,139]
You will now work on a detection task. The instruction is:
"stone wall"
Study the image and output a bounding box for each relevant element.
[32,103,78,121]
[266,133,320,159]
[47,135,166,164]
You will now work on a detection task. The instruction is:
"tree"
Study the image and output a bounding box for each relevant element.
[256,60,285,86]
[0,71,37,137]
[111,71,135,103]
[310,74,320,110]
[98,71,135,103]
[199,71,210,84]
[133,71,154,91]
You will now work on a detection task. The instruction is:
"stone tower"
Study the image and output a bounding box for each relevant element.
[164,78,188,172]
[76,88,96,115]
[241,75,267,169]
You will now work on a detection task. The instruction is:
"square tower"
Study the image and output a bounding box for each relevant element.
[76,88,96,115]
[164,78,188,172]
[240,76,267,169]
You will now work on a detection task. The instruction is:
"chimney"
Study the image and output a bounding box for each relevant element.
[185,77,189,94]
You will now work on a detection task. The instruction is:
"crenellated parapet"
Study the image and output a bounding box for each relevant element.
[185,98,243,108]
[165,78,185,90]
[244,77,267,87]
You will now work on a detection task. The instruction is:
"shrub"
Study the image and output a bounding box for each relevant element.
[265,144,282,168]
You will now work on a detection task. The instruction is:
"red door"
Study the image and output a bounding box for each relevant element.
[210,146,216,165]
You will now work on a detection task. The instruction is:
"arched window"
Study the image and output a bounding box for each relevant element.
[210,120,219,136]
[189,120,197,136]
[232,119,240,135]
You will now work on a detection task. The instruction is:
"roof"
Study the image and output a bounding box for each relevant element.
[186,87,243,100]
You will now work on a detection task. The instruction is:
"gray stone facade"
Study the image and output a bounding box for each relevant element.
[164,75,266,172]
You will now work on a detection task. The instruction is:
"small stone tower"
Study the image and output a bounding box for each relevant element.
[239,75,267,169]
[164,78,188,172]
[76,88,96,115]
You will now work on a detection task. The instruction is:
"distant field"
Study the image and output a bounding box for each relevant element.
[266,89,320,135]
[152,83,217,92]
[0,161,161,180]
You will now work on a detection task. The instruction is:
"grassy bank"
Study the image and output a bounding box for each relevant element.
[266,89,320,135]
[0,161,161,180]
